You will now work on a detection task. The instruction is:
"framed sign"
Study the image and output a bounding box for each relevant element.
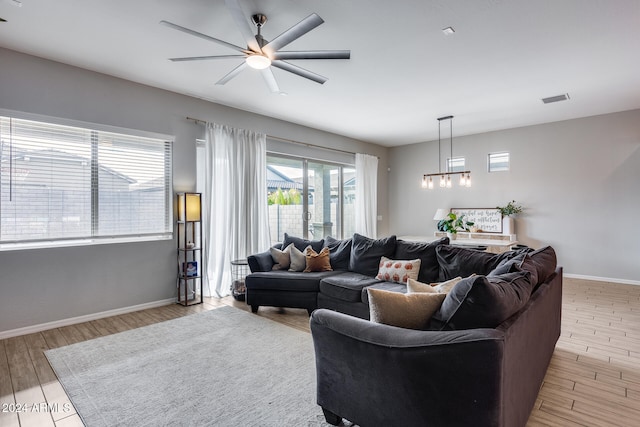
[450,208,502,233]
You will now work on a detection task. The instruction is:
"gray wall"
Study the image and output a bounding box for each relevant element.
[0,47,388,334]
[389,109,640,283]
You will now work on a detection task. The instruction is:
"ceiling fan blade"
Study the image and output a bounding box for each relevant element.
[160,20,249,54]
[215,62,248,85]
[271,60,327,84]
[272,50,350,60]
[260,68,281,93]
[169,55,246,62]
[262,13,324,55]
[224,0,261,52]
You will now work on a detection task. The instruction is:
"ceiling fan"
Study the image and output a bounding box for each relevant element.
[160,0,350,93]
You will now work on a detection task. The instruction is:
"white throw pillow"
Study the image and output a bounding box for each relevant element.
[375,257,421,284]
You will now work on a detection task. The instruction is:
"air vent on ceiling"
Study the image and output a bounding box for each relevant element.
[542,93,570,104]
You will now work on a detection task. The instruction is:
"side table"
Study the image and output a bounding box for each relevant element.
[230,259,249,301]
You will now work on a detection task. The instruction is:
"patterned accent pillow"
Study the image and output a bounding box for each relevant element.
[375,257,421,284]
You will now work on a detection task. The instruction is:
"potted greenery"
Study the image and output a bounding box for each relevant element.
[441,213,474,241]
[496,200,523,235]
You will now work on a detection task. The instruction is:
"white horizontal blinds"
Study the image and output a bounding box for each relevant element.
[0,115,172,244]
[0,117,92,242]
[95,131,171,237]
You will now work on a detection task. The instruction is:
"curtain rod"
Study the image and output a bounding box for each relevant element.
[186,116,369,157]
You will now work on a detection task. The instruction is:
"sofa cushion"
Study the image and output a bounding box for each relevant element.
[432,271,533,330]
[488,253,524,276]
[435,245,526,280]
[527,246,557,285]
[246,270,340,292]
[488,246,556,287]
[304,247,333,272]
[247,247,277,273]
[325,236,352,270]
[320,272,380,302]
[349,233,397,277]
[394,237,449,283]
[367,288,446,330]
[375,257,421,284]
[283,232,324,253]
[361,281,407,304]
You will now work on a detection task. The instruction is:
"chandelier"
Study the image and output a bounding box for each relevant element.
[422,115,471,189]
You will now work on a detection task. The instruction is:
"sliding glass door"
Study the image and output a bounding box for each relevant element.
[267,155,354,245]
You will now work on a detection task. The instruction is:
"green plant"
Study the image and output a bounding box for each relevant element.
[441,213,474,234]
[267,188,302,205]
[496,200,523,217]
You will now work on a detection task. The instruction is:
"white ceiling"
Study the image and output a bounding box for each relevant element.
[1,0,639,146]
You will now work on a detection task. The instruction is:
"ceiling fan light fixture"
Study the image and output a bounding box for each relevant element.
[246,54,271,70]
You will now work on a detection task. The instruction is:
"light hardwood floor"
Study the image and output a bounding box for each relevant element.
[1,277,639,427]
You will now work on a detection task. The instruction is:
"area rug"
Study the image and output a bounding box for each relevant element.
[45,306,350,426]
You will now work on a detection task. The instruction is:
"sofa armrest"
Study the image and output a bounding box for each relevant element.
[247,248,276,273]
[310,309,505,426]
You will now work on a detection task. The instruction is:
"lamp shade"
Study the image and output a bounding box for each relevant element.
[433,208,449,220]
[177,192,201,222]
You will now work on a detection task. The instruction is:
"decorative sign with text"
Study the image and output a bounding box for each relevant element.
[451,208,503,233]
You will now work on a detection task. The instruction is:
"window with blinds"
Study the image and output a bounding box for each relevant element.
[0,115,172,247]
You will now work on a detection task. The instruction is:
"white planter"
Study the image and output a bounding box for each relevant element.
[502,216,514,235]
[447,232,457,241]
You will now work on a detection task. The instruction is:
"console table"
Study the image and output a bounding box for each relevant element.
[400,232,517,254]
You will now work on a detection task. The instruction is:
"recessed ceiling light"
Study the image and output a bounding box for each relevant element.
[442,27,455,35]
[542,93,570,104]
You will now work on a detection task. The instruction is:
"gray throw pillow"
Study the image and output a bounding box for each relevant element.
[270,243,293,270]
[289,245,311,272]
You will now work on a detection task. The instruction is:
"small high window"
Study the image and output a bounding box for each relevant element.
[488,152,510,172]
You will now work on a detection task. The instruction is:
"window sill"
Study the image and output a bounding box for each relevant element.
[0,234,173,252]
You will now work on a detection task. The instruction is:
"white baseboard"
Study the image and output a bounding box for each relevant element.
[563,273,640,286]
[0,298,177,340]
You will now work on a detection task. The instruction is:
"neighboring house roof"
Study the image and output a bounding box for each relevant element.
[3,148,137,184]
[267,165,302,191]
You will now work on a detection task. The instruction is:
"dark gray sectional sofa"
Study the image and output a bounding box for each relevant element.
[246,233,451,317]
[246,232,562,427]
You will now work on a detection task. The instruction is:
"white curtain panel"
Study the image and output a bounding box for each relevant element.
[355,153,378,238]
[203,123,270,297]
